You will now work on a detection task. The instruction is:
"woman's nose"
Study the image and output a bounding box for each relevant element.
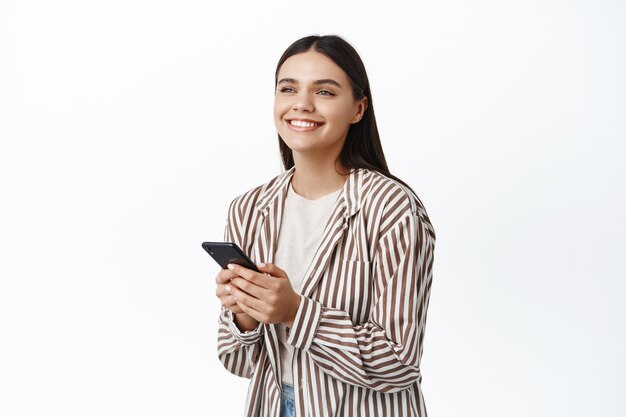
[292,93,314,112]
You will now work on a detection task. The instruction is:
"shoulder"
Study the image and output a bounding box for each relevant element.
[360,169,436,241]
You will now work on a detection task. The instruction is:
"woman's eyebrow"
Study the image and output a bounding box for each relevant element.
[277,78,342,88]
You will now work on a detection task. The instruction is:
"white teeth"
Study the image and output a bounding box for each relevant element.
[290,120,320,127]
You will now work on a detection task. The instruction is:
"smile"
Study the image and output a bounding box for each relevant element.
[290,120,320,127]
[287,119,324,131]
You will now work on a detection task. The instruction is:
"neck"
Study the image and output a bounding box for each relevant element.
[290,153,348,200]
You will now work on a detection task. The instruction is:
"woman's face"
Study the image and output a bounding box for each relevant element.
[274,50,367,161]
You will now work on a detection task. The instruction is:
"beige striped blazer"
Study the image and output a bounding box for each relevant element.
[217,166,436,417]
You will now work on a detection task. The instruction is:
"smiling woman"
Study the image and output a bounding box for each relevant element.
[273,51,367,166]
[213,35,436,417]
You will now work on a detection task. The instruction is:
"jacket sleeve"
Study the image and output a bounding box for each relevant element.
[285,204,436,392]
[216,198,264,379]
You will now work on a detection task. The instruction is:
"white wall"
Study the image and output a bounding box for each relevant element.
[1,1,624,416]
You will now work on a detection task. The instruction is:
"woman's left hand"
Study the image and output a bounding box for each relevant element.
[226,263,301,327]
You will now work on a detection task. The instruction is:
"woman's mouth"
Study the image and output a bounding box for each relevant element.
[287,119,324,132]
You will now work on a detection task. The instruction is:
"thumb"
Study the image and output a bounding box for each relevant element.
[256,262,288,279]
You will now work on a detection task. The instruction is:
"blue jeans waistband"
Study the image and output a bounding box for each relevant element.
[281,383,294,400]
[280,383,295,417]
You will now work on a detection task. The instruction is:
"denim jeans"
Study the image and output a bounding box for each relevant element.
[280,384,295,417]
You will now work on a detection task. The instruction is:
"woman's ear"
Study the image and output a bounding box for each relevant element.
[351,96,368,124]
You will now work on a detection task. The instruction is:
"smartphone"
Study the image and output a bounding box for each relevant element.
[201,242,260,272]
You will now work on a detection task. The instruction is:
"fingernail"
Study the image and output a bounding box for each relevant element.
[227,264,235,270]
[225,285,231,292]
[258,262,266,268]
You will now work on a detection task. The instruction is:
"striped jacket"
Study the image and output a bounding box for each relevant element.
[217,167,436,417]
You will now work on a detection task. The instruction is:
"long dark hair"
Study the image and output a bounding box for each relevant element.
[274,35,413,190]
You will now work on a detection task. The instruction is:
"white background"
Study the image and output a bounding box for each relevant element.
[1,1,624,416]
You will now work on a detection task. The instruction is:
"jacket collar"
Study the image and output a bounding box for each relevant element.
[254,166,365,219]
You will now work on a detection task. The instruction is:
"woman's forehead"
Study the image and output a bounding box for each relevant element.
[277,51,348,83]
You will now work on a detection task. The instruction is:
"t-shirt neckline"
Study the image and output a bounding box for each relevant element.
[288,181,342,203]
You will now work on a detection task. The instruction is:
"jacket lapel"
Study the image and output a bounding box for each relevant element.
[253,166,295,264]
[298,168,364,298]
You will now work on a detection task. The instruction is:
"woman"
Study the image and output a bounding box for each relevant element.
[215,34,436,417]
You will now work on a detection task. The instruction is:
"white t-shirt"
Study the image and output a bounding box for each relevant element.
[274,181,342,385]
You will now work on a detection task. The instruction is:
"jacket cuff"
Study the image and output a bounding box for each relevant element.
[286,295,323,351]
[223,309,263,345]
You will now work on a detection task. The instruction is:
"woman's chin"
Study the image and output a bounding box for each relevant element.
[281,137,318,153]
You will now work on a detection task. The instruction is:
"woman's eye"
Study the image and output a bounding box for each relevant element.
[318,89,334,96]
[279,87,295,93]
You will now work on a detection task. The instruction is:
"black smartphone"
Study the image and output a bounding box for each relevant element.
[201,242,260,272]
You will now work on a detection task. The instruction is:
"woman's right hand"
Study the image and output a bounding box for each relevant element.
[215,268,260,331]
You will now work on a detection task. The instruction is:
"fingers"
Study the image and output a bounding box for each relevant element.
[227,304,244,314]
[227,264,259,280]
[228,284,264,313]
[215,268,238,284]
[217,265,269,299]
[215,284,234,299]
[215,278,246,314]
[257,263,288,279]
[230,276,269,300]
[215,262,292,325]
[235,299,265,323]
[215,267,262,316]
[227,264,274,289]
[229,286,266,323]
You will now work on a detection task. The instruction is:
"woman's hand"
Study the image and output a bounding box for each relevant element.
[226,263,301,328]
[215,268,259,331]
